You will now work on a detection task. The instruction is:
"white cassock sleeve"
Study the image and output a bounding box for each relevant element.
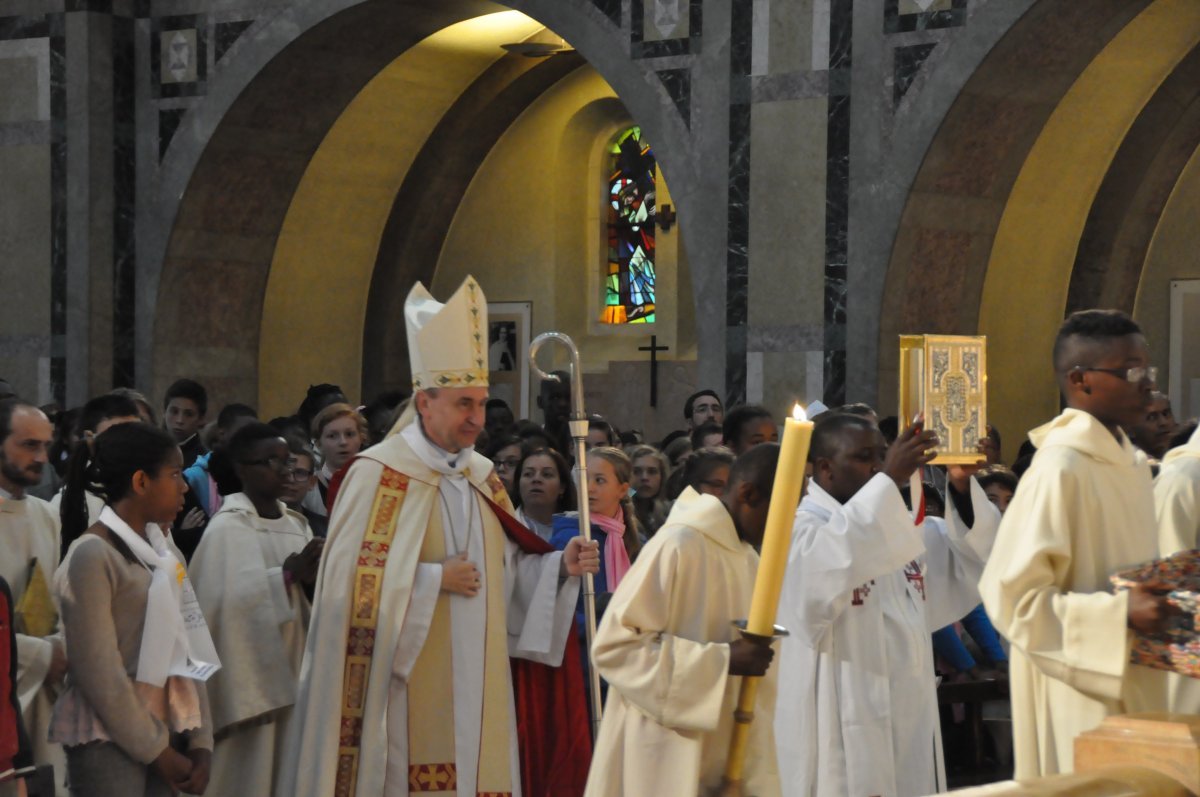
[1155,460,1200,555]
[922,477,1001,631]
[505,543,579,665]
[783,474,924,645]
[591,537,730,733]
[979,464,1131,703]
[15,633,52,711]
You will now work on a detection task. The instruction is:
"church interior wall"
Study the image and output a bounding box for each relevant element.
[12,0,1200,448]
[1135,144,1200,416]
[257,11,546,418]
[978,0,1200,455]
[432,65,697,432]
[745,96,827,411]
[0,34,53,405]
[868,0,1200,449]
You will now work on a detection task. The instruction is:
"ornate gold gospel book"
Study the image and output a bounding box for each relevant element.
[898,335,987,465]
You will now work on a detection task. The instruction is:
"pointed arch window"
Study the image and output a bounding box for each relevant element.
[602,126,656,324]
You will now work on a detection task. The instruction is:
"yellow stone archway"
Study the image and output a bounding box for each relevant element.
[257,11,543,417]
[978,0,1200,443]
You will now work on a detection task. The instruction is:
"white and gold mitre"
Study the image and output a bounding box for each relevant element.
[405,275,488,390]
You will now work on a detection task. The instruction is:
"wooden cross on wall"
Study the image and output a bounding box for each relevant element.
[638,335,669,407]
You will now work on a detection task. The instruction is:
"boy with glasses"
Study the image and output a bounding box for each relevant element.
[283,437,328,538]
[189,422,323,797]
[980,309,1173,778]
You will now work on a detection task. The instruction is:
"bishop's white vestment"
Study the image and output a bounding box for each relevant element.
[188,493,313,797]
[979,409,1169,778]
[277,423,579,797]
[585,489,781,797]
[774,473,998,797]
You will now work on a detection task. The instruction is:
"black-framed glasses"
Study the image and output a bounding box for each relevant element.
[241,456,293,472]
[1073,365,1158,384]
[289,468,313,481]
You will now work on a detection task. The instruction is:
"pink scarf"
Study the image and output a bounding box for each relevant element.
[592,510,632,589]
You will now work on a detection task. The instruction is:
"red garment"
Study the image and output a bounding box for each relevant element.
[327,457,592,796]
[0,579,19,775]
[484,495,592,797]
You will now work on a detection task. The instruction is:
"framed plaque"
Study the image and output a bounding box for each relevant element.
[487,301,532,420]
[899,334,987,465]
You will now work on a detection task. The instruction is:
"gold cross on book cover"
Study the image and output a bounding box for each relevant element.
[899,335,987,465]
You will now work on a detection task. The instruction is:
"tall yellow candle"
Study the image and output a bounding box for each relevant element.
[745,403,813,636]
[721,403,813,793]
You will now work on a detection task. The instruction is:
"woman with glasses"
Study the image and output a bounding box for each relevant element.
[188,422,323,797]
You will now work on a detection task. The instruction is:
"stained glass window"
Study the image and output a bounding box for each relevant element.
[602,126,656,324]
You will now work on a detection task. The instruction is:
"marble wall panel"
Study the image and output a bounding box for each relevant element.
[585,358,698,442]
[748,97,826,328]
[0,26,56,404]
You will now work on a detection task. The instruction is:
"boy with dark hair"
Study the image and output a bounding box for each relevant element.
[176,403,259,560]
[980,309,1173,778]
[295,384,346,437]
[721,404,778,455]
[484,398,515,442]
[163,378,209,467]
[690,421,724,452]
[586,443,781,796]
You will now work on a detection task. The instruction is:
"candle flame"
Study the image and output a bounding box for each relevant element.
[792,403,807,422]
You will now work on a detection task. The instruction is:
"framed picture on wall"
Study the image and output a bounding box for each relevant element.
[487,301,532,420]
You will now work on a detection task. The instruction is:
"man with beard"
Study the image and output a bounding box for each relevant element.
[0,399,64,794]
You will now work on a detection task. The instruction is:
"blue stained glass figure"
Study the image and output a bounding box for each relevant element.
[602,127,656,324]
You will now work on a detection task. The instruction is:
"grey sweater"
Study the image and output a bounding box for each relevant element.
[54,529,214,763]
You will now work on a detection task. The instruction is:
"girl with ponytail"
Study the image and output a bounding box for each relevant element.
[50,422,215,796]
[52,393,141,556]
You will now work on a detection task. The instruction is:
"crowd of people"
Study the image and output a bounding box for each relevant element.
[0,281,1198,797]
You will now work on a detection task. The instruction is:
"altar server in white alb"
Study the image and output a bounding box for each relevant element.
[981,310,1174,778]
[585,444,783,797]
[774,411,1000,797]
[188,422,324,796]
[278,276,599,797]
[1155,421,1200,557]
[1154,422,1200,713]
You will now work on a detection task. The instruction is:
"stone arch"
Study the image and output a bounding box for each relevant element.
[875,0,1200,445]
[146,0,695,411]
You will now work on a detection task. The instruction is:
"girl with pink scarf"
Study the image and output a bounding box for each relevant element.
[549,447,644,622]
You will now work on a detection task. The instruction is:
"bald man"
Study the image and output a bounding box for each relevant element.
[980,309,1172,778]
[586,444,783,797]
